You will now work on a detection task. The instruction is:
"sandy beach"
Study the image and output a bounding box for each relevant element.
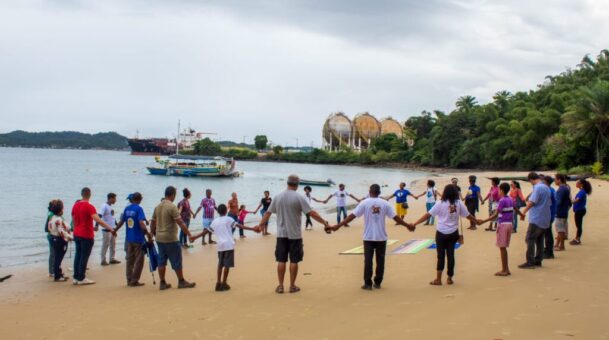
[1,172,608,340]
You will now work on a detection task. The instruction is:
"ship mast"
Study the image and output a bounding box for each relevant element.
[176,120,180,155]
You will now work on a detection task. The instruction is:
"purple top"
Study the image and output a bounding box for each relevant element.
[496,196,514,223]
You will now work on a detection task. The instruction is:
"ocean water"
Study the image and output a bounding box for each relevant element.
[0,147,429,267]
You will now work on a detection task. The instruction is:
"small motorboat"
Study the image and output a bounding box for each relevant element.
[299,178,335,187]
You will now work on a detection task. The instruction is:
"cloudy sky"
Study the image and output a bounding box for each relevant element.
[1,0,608,146]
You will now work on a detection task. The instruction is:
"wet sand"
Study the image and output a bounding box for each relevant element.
[1,172,608,339]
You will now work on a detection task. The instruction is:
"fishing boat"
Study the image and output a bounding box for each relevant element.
[147,155,238,177]
[299,179,335,187]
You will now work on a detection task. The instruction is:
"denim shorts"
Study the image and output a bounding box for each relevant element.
[157,241,182,270]
[202,218,214,229]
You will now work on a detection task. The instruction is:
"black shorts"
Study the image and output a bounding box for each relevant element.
[218,250,235,268]
[275,238,304,263]
[465,199,478,216]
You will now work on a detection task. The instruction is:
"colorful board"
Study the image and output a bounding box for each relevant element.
[428,242,462,250]
[390,239,434,255]
[339,240,399,255]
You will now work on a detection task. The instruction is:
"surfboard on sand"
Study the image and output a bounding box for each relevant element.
[390,239,434,255]
[339,240,399,255]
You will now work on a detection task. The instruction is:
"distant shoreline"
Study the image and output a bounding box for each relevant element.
[0,145,128,152]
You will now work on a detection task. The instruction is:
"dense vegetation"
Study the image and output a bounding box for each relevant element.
[0,130,128,150]
[272,50,609,172]
[192,138,258,159]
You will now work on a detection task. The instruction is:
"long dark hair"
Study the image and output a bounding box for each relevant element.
[441,184,460,204]
[579,179,592,195]
[511,180,521,189]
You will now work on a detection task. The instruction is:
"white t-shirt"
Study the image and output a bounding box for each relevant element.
[429,200,470,235]
[99,203,116,227]
[352,197,396,241]
[426,188,437,204]
[209,216,237,252]
[333,190,350,207]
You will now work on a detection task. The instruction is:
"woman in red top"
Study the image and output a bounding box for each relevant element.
[508,181,526,232]
[481,177,501,231]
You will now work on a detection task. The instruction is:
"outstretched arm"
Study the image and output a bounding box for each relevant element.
[384,194,395,201]
[234,223,261,233]
[329,214,356,232]
[349,194,361,202]
[258,211,273,228]
[175,217,192,238]
[308,210,329,228]
[190,229,210,242]
[92,214,114,234]
[393,215,415,231]
[410,213,431,229]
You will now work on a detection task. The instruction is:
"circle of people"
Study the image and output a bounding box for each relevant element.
[44,172,591,292]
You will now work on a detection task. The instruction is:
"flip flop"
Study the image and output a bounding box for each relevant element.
[289,286,301,293]
[275,285,284,294]
[429,280,442,286]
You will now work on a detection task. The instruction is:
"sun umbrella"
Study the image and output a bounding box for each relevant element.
[144,242,158,285]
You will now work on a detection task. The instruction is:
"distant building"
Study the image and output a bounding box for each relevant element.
[322,112,410,151]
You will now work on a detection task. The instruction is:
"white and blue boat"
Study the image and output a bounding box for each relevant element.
[147,155,238,177]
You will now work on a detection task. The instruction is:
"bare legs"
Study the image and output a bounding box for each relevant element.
[277,262,299,291]
[495,247,511,276]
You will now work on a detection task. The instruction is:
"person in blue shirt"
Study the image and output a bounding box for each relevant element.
[519,172,552,269]
[553,174,572,251]
[464,175,483,230]
[570,179,592,246]
[542,176,557,259]
[115,192,153,287]
[385,182,418,219]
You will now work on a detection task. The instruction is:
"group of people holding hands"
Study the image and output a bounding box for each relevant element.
[44,171,592,294]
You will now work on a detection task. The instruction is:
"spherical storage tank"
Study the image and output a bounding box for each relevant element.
[380,117,403,138]
[352,112,381,149]
[323,112,352,150]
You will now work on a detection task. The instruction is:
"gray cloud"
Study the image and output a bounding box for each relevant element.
[0,0,607,145]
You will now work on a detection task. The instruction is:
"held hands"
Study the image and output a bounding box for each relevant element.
[253,226,262,233]
[405,223,416,231]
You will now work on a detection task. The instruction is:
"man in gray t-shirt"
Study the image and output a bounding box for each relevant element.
[258,174,329,294]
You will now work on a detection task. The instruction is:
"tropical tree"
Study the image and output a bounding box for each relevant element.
[562,80,609,165]
[254,135,268,150]
[194,138,222,156]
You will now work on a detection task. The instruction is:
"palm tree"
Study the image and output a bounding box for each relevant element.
[456,95,478,114]
[563,80,609,164]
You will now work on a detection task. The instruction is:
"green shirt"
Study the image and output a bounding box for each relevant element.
[152,200,180,243]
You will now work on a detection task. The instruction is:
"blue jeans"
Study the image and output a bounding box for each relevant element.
[179,219,191,246]
[229,214,244,236]
[426,203,435,224]
[73,237,94,281]
[512,212,519,232]
[47,233,55,275]
[337,207,348,223]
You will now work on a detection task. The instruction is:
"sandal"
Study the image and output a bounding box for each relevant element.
[494,272,510,277]
[569,239,581,246]
[275,285,284,294]
[447,277,454,285]
[289,286,301,293]
[429,279,442,286]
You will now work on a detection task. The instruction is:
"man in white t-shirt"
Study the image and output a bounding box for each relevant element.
[99,193,120,266]
[326,184,414,290]
[323,183,361,225]
[191,204,260,291]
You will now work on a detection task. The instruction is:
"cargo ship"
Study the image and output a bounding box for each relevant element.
[128,127,216,155]
[128,138,176,155]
